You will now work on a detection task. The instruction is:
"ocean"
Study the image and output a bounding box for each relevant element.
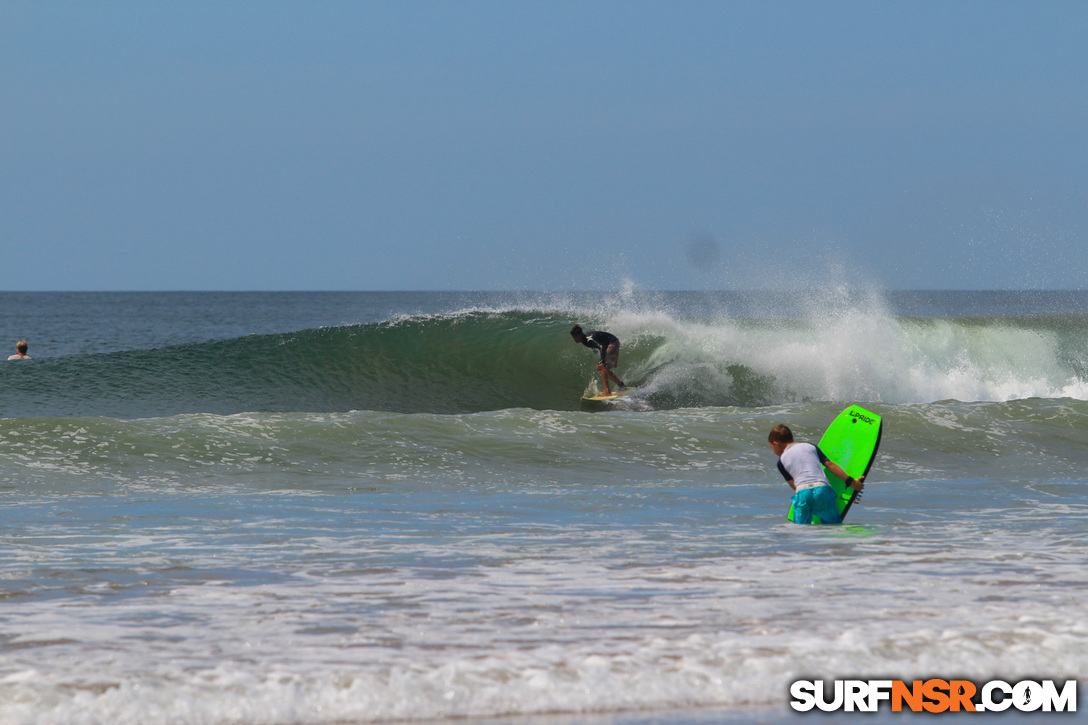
[0,290,1085,725]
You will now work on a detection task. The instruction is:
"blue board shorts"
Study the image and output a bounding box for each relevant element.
[791,484,842,525]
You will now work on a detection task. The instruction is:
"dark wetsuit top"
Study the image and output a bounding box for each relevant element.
[581,331,619,365]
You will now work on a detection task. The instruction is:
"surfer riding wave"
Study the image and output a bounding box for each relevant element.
[571,325,626,396]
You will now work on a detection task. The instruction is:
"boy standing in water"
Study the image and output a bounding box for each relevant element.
[570,325,626,396]
[768,424,863,524]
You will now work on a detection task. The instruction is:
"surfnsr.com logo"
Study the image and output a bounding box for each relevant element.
[790,679,1077,713]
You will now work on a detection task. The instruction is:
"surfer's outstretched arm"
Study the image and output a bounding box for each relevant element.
[826,460,864,491]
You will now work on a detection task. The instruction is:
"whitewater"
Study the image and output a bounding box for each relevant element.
[0,290,1085,724]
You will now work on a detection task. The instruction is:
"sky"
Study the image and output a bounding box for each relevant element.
[2,1,1087,291]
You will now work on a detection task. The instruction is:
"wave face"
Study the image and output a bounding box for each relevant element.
[5,300,1088,418]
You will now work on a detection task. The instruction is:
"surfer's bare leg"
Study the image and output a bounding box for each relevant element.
[602,342,624,389]
[597,363,612,396]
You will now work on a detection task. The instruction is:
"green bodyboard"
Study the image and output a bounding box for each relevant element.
[786,405,883,524]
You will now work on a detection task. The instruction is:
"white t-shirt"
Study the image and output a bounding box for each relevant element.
[7,354,30,360]
[777,442,830,492]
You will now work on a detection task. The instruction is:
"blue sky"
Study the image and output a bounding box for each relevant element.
[2,1,1086,291]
